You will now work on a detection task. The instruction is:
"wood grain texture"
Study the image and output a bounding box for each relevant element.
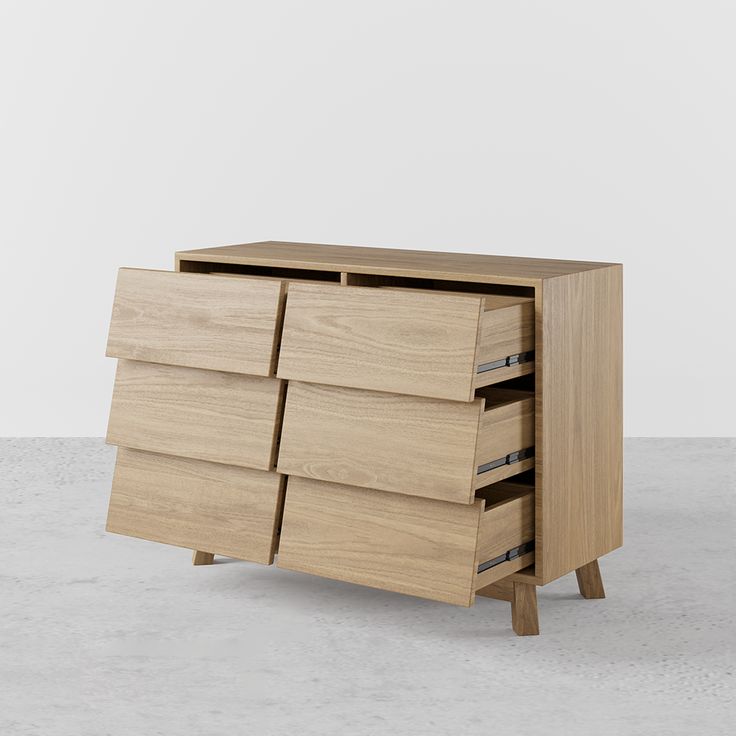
[107,360,283,469]
[476,486,534,564]
[536,265,623,583]
[277,381,481,504]
[177,241,617,285]
[475,300,535,365]
[107,448,285,564]
[278,382,535,503]
[512,582,540,636]
[106,268,285,375]
[576,559,606,599]
[277,283,483,401]
[276,476,483,606]
[192,551,215,565]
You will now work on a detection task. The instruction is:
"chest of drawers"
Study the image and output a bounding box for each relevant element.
[104,241,622,636]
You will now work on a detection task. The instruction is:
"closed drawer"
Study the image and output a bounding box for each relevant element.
[277,382,534,504]
[107,448,284,564]
[106,268,285,376]
[277,283,534,401]
[277,476,534,606]
[107,360,284,469]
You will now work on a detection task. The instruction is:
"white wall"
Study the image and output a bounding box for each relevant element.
[0,0,733,437]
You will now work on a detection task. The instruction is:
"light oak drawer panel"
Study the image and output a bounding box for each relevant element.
[276,477,534,606]
[277,382,534,504]
[277,283,534,401]
[107,360,284,469]
[106,268,285,376]
[107,448,284,564]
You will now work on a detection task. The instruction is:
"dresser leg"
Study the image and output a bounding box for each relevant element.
[511,582,539,636]
[575,559,605,599]
[192,550,215,566]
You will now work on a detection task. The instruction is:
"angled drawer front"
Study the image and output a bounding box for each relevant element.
[106,268,285,376]
[277,283,534,401]
[277,382,534,504]
[107,360,283,469]
[107,448,284,564]
[277,476,534,606]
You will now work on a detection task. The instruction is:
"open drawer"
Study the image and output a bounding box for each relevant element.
[276,283,534,401]
[277,382,535,504]
[107,360,284,470]
[107,448,285,564]
[276,476,535,606]
[106,268,285,376]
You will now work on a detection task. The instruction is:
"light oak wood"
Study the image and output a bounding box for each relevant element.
[192,550,215,565]
[536,265,623,583]
[278,283,479,401]
[474,391,535,490]
[107,360,284,469]
[511,582,539,636]
[276,283,533,401]
[476,484,535,564]
[277,476,534,606]
[98,241,625,630]
[107,448,285,564]
[277,382,534,504]
[476,578,513,601]
[106,268,285,376]
[177,241,617,285]
[473,552,535,590]
[576,559,606,599]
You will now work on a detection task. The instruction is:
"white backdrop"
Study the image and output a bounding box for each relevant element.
[0,0,733,436]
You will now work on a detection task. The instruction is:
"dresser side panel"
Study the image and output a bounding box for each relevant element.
[537,266,623,583]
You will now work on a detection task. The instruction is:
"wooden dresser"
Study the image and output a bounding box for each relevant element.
[104,241,623,636]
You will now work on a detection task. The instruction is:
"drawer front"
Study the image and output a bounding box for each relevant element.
[107,448,284,564]
[277,283,483,401]
[277,283,535,400]
[106,268,285,376]
[277,382,482,504]
[277,477,535,606]
[277,477,483,606]
[277,382,535,504]
[107,360,283,469]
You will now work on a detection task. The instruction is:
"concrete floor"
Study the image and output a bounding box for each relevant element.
[1,438,733,735]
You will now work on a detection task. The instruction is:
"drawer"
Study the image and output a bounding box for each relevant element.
[107,360,284,469]
[276,283,534,401]
[106,268,285,376]
[277,382,535,504]
[276,476,535,606]
[107,448,284,564]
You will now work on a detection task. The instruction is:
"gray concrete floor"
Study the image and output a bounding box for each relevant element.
[1,439,734,735]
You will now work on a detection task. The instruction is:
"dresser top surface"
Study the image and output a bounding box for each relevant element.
[176,241,619,285]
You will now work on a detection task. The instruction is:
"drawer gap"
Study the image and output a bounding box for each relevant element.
[178,260,341,282]
[477,541,535,574]
[342,272,534,297]
[477,447,534,476]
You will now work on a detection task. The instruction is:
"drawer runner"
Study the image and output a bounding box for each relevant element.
[477,351,534,374]
[477,446,534,475]
[477,541,535,574]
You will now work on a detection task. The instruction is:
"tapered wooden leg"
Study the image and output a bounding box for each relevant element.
[576,559,605,599]
[192,550,215,566]
[511,582,539,636]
